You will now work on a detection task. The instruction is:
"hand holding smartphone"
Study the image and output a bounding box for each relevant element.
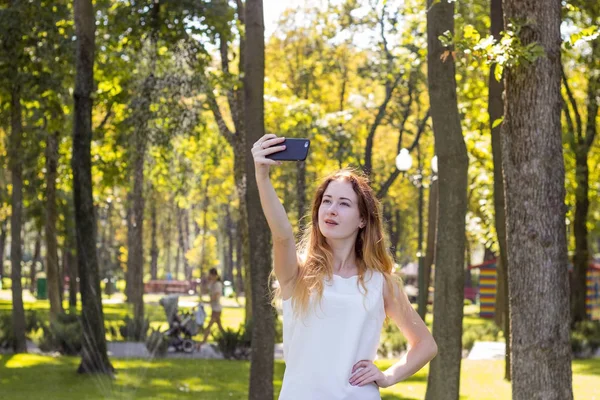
[265,138,311,161]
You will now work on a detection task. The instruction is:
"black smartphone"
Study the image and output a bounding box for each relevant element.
[266,138,310,161]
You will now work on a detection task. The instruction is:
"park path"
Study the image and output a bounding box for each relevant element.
[7,340,284,360]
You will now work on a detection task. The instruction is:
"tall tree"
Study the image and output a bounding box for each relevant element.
[204,0,253,322]
[176,207,189,279]
[425,0,469,399]
[199,177,211,277]
[30,230,42,292]
[149,196,158,281]
[72,0,113,374]
[562,2,599,325]
[62,196,78,309]
[0,219,6,282]
[45,130,63,318]
[163,201,173,278]
[126,0,161,338]
[488,0,510,381]
[423,176,438,319]
[6,0,27,354]
[502,1,573,398]
[223,203,235,282]
[245,0,274,398]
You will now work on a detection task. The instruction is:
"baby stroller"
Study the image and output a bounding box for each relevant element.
[159,295,206,353]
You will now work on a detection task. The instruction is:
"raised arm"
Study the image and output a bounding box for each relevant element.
[251,134,299,298]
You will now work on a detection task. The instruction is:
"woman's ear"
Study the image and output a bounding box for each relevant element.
[359,219,365,229]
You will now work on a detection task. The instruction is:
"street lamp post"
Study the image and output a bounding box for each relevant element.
[396,147,437,319]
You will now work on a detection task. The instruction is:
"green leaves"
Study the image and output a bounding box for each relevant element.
[564,26,599,50]
[442,20,547,82]
[491,117,503,129]
[438,30,454,48]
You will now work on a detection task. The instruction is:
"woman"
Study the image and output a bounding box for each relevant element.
[200,268,226,345]
[252,134,438,399]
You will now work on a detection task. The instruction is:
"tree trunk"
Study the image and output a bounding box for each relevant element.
[245,1,275,398]
[125,195,133,300]
[46,131,63,318]
[207,0,252,323]
[97,206,107,277]
[164,203,172,278]
[129,143,146,339]
[64,200,78,308]
[126,0,160,332]
[175,244,180,280]
[0,219,6,282]
[67,242,78,309]
[59,249,65,305]
[31,231,42,293]
[572,146,590,324]
[502,1,572,398]
[193,204,201,237]
[72,0,113,374]
[177,207,189,280]
[233,145,252,322]
[199,177,211,278]
[224,205,234,282]
[383,202,400,259]
[424,1,469,399]
[571,38,599,325]
[235,218,244,294]
[9,63,27,354]
[150,198,158,281]
[488,0,510,381]
[127,67,158,338]
[184,208,191,280]
[423,178,438,319]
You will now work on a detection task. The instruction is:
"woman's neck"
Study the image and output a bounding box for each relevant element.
[328,238,358,274]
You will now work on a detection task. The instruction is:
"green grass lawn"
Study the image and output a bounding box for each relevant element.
[1,354,598,399]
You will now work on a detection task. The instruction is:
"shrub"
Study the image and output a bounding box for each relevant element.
[145,328,169,357]
[0,313,16,349]
[214,325,251,360]
[462,321,503,351]
[378,321,407,358]
[38,313,82,355]
[119,315,150,341]
[0,310,45,350]
[571,321,600,358]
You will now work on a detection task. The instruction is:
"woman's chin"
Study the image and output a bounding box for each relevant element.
[321,230,352,241]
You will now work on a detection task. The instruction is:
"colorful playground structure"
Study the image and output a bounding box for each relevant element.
[467,259,600,321]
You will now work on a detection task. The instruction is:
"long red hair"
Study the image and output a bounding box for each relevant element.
[280,168,400,316]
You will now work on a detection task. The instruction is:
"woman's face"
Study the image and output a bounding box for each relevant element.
[318,180,365,240]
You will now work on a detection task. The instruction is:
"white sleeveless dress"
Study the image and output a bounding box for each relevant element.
[279,270,386,400]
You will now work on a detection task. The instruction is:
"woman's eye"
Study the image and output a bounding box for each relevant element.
[322,199,330,204]
[341,202,350,207]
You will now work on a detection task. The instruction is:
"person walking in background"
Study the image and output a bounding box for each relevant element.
[200,268,226,345]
